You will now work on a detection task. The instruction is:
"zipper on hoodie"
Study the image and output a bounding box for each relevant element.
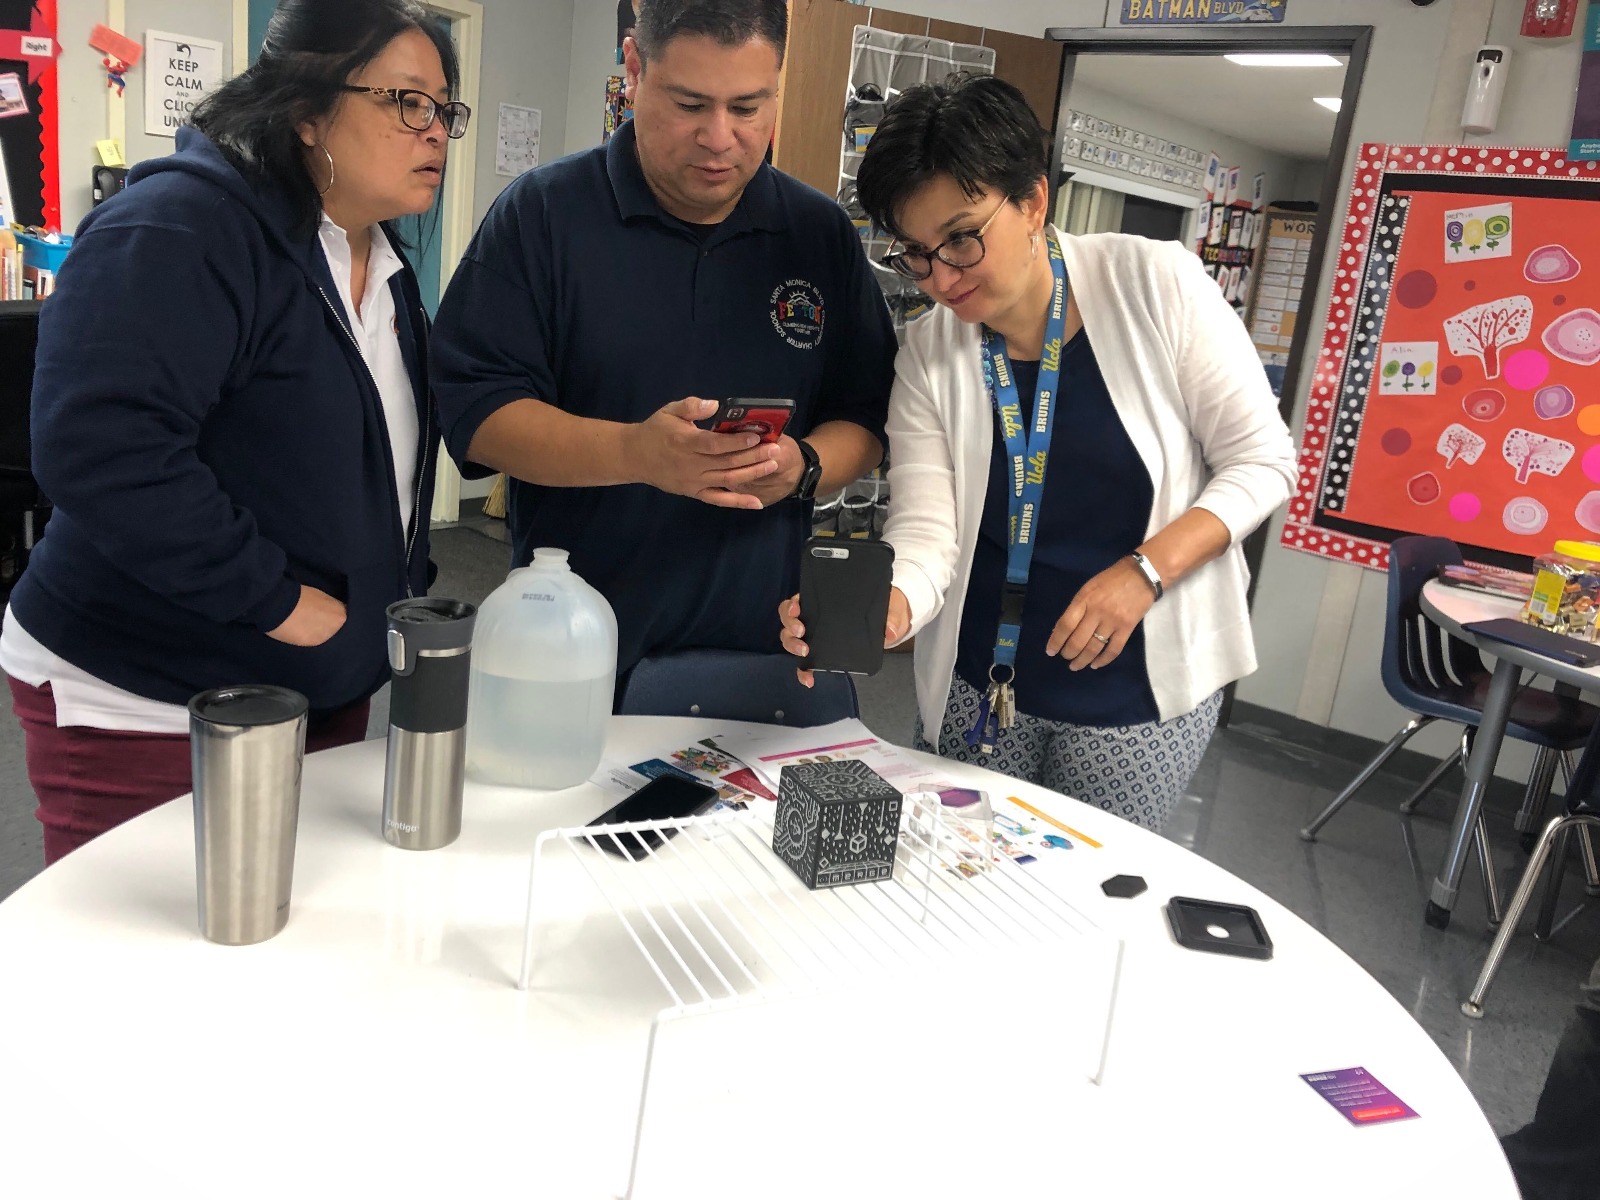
[315,284,420,599]
[402,304,432,600]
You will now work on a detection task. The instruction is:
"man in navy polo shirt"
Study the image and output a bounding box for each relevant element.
[431,0,895,678]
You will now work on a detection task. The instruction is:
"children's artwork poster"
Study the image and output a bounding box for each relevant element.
[1283,143,1600,571]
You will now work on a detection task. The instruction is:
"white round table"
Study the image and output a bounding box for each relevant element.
[0,718,1515,1198]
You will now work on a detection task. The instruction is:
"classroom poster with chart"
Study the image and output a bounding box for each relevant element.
[1246,208,1315,365]
[1282,144,1600,571]
[494,103,540,177]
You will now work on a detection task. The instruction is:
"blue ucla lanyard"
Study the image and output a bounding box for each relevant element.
[967,233,1067,753]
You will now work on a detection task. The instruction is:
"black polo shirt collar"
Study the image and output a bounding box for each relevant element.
[604,119,786,239]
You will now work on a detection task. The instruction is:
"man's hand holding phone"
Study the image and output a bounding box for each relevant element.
[626,397,782,510]
[698,398,805,509]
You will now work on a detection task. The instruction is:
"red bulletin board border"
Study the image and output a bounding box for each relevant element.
[1281,143,1600,572]
[39,0,57,231]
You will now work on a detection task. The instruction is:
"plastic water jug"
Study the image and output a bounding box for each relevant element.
[466,548,618,789]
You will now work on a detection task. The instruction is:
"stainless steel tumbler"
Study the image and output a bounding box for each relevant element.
[383,598,477,850]
[189,685,309,946]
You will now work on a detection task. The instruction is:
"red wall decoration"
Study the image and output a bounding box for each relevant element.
[1282,143,1600,571]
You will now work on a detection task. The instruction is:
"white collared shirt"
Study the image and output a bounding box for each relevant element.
[316,214,419,534]
[0,217,419,732]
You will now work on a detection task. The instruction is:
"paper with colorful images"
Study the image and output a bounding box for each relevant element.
[1444,202,1513,263]
[1336,189,1600,558]
[909,790,1090,881]
[713,719,957,796]
[1377,341,1438,395]
[1300,1067,1419,1126]
[0,73,26,120]
[670,740,778,804]
[601,737,778,809]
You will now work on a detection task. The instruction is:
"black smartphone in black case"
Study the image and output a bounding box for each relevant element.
[798,535,895,676]
[588,774,720,859]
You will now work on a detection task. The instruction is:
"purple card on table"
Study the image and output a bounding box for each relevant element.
[1300,1067,1419,1126]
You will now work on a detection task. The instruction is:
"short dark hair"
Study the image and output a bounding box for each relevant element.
[633,0,788,67]
[191,0,459,236]
[856,74,1048,243]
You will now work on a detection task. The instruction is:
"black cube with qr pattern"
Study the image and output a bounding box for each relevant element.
[772,760,902,890]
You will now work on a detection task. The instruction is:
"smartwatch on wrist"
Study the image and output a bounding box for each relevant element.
[792,438,822,502]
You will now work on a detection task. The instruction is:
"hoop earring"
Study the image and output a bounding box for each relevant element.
[317,144,335,197]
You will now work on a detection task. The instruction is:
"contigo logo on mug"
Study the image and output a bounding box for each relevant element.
[521,592,555,602]
[386,818,418,833]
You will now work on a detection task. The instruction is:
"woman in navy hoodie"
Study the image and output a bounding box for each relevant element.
[1,0,471,863]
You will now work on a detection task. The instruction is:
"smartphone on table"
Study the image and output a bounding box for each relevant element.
[588,774,721,859]
[695,397,795,444]
[1464,617,1600,668]
[799,535,895,676]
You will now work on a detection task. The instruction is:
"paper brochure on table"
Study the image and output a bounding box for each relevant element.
[595,719,1103,856]
[598,719,940,808]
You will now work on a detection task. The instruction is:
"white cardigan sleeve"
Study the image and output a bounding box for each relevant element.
[881,334,960,645]
[1166,243,1298,543]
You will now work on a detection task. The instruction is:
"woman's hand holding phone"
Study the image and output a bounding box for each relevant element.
[780,587,909,687]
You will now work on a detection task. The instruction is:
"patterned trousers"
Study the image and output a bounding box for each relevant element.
[914,673,1223,832]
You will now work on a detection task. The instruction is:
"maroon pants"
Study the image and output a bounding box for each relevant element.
[8,676,370,865]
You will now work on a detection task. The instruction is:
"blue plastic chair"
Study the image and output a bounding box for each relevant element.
[617,648,860,727]
[1300,537,1598,921]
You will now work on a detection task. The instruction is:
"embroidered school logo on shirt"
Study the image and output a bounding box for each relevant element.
[770,279,825,349]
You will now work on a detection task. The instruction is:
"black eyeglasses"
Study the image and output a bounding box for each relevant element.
[341,85,472,139]
[881,198,1007,281]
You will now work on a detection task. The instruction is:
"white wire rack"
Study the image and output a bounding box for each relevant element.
[518,800,1124,1197]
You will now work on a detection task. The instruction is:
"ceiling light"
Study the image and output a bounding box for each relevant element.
[1314,96,1342,112]
[1224,53,1343,68]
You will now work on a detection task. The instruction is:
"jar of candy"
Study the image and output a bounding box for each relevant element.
[1522,540,1600,638]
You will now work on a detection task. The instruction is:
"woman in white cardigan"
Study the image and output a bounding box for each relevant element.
[780,75,1296,831]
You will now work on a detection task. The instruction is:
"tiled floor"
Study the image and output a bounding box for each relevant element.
[3,520,1595,1140]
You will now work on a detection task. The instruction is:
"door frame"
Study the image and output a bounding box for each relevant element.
[1046,24,1371,432]
[423,0,483,524]
[1045,24,1372,725]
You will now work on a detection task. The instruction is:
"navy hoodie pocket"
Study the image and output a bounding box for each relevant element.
[264,558,396,710]
[285,558,351,605]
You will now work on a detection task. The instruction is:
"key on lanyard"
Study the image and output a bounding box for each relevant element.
[969,670,1016,756]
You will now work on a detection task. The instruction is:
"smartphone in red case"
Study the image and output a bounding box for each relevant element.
[695,397,795,444]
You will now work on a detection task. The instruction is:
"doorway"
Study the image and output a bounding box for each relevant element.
[1046,24,1368,420]
[1045,24,1371,722]
[1120,194,1191,242]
